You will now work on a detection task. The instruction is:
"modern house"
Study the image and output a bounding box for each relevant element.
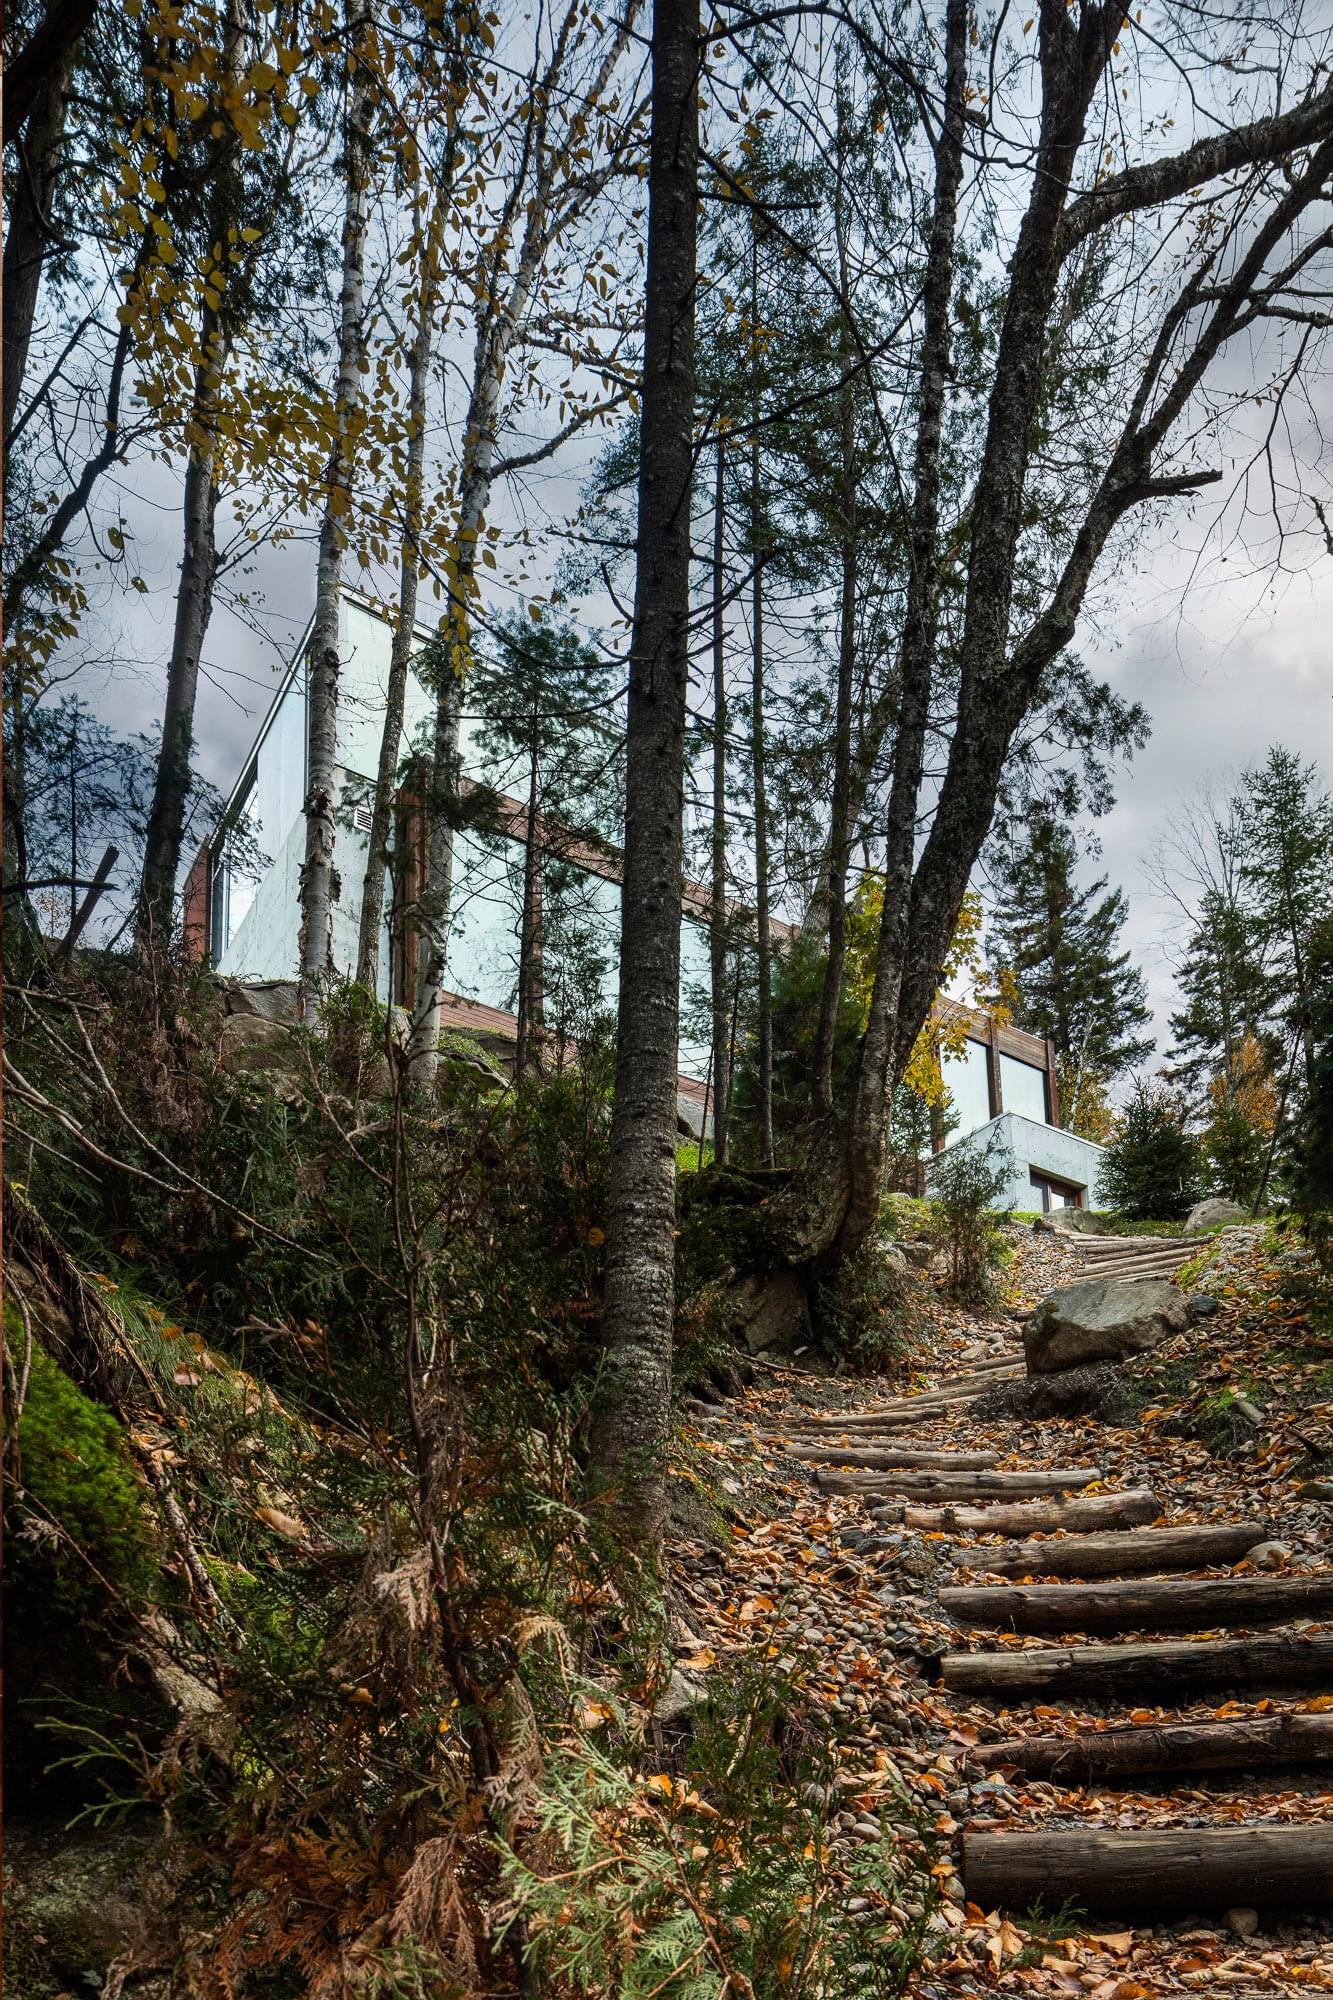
[935,1012,1107,1211]
[183,591,722,1117]
[185,589,1107,1200]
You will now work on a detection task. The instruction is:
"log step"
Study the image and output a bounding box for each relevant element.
[817,1466,1103,1501]
[939,1571,1333,1634]
[781,1443,1002,1470]
[962,1825,1333,1918]
[968,1709,1333,1780]
[870,1488,1161,1536]
[941,1631,1333,1698]
[953,1520,1267,1580]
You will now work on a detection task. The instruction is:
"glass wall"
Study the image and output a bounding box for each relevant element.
[940,1037,992,1138]
[999,1051,1048,1124]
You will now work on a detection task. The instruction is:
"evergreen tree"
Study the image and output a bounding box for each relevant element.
[467,612,620,1075]
[1099,1079,1203,1222]
[1238,747,1333,1095]
[1288,920,1333,1264]
[988,815,1153,1137]
[1167,885,1274,1108]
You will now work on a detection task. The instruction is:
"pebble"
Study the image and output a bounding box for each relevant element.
[1226,1907,1260,1939]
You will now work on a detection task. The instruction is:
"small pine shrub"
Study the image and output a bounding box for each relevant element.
[1099,1080,1202,1222]
[927,1131,1013,1306]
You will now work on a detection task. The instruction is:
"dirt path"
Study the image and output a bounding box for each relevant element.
[668,1227,1333,1996]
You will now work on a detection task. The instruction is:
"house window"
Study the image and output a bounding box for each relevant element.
[1029,1169,1084,1212]
[1000,1052,1049,1124]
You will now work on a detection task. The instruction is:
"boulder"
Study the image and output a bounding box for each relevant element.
[898,1239,934,1269]
[1032,1209,1107,1236]
[677,1091,708,1140]
[216,978,300,1022]
[730,1269,812,1355]
[218,1012,304,1102]
[1186,1197,1248,1233]
[1024,1276,1190,1375]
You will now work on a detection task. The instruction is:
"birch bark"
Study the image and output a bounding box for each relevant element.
[405,5,641,1083]
[355,190,446,995]
[299,2,375,995]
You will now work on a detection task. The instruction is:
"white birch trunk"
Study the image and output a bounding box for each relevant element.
[299,5,375,998]
[404,6,640,1084]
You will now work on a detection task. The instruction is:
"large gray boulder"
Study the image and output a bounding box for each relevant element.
[1024,1276,1189,1375]
[1033,1209,1107,1236]
[1185,1197,1248,1234]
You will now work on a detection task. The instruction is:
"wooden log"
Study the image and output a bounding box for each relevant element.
[939,1571,1333,1634]
[967,1709,1333,1780]
[871,1488,1162,1536]
[781,1444,1002,1471]
[952,1520,1267,1580]
[962,1825,1333,1918]
[786,1367,1023,1427]
[942,1631,1333,1698]
[819,1466,1102,1500]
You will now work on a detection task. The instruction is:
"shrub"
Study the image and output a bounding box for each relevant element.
[499,1657,936,1999]
[927,1131,1013,1306]
[1099,1080,1202,1221]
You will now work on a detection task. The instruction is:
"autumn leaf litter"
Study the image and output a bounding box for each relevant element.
[665,1224,1333,1995]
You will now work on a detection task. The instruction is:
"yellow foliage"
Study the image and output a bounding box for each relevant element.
[843,882,1008,1111]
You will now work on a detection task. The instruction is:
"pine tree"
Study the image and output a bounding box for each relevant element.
[1238,746,1333,1095]
[988,816,1153,1136]
[1099,1079,1202,1223]
[469,613,619,1076]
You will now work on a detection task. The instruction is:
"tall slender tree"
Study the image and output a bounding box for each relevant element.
[590,0,699,1556]
[299,0,376,991]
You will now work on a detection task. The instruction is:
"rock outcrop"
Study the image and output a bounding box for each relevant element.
[1024,1276,1190,1375]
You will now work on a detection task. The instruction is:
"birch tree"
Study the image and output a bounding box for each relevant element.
[353,31,473,996]
[299,0,376,991]
[405,0,644,1083]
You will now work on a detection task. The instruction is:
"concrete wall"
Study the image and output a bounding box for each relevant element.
[934,1111,1107,1210]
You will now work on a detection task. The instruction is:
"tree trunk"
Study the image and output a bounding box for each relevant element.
[588,0,698,1556]
[962,1826,1333,1918]
[709,434,731,1164]
[956,1519,1266,1580]
[3,46,72,454]
[941,1631,1333,1697]
[406,8,640,1085]
[940,1572,1333,1633]
[968,1710,1333,1782]
[812,374,856,1116]
[135,0,244,953]
[514,731,543,1078]
[869,1488,1161,1536]
[782,1445,999,1472]
[299,2,374,994]
[355,190,444,995]
[749,234,774,1170]
[815,1465,1102,1500]
[836,0,969,1258]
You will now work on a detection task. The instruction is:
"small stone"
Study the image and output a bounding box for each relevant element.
[1226,1907,1259,1939]
[1189,1294,1221,1318]
[1247,1541,1290,1569]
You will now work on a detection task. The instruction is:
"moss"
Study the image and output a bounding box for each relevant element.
[9,1335,158,1619]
